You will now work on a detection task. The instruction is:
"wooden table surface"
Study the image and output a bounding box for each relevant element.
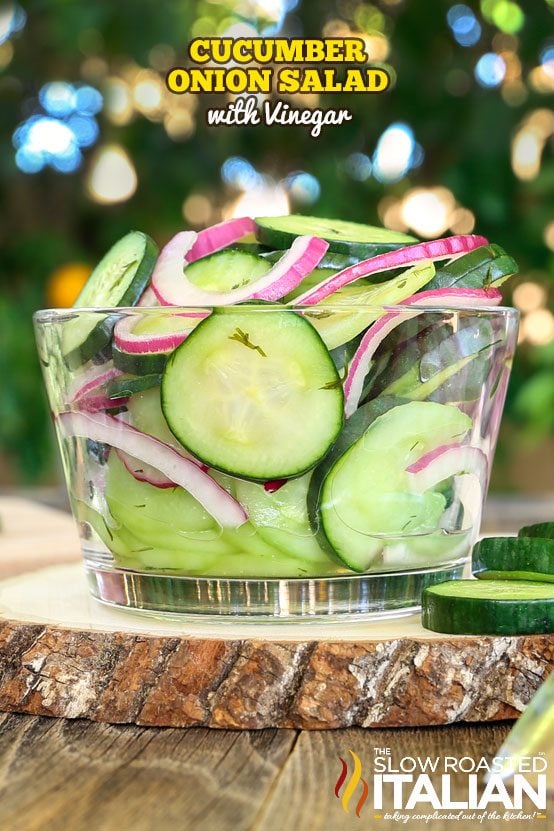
[0,495,553,831]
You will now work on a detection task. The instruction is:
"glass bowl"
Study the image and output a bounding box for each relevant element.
[34,303,518,619]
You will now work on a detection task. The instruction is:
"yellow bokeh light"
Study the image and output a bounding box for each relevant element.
[182,193,214,226]
[400,188,456,239]
[529,65,554,94]
[224,184,289,220]
[47,263,91,308]
[105,78,133,126]
[450,208,476,235]
[543,221,554,251]
[133,74,164,117]
[0,41,14,70]
[164,110,195,141]
[322,19,351,38]
[522,309,554,346]
[513,281,547,313]
[86,144,137,205]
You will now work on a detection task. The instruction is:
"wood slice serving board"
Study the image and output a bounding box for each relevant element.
[0,498,552,730]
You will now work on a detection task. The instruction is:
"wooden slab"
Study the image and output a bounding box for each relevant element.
[0,562,552,730]
[0,497,552,730]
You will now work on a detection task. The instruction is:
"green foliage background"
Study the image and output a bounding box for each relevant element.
[0,0,553,487]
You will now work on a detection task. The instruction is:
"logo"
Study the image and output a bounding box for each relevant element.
[333,748,548,823]
[335,750,369,817]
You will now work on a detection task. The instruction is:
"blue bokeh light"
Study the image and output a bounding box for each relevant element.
[447,4,482,48]
[540,45,554,78]
[0,2,27,45]
[221,156,263,190]
[344,152,372,182]
[372,122,423,184]
[284,171,320,204]
[39,82,76,117]
[475,53,506,88]
[13,81,103,174]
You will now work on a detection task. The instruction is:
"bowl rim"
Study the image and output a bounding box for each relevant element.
[33,304,520,322]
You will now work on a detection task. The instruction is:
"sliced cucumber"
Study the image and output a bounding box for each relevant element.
[63,231,158,368]
[309,399,470,571]
[303,260,435,350]
[126,387,177,445]
[473,536,554,579]
[235,475,333,564]
[161,308,344,480]
[112,313,196,375]
[422,579,554,635]
[106,373,161,399]
[425,244,518,292]
[381,317,496,403]
[185,248,271,292]
[256,215,416,258]
[519,522,554,540]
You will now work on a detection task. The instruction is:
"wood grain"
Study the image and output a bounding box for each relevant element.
[0,602,552,729]
[0,713,551,831]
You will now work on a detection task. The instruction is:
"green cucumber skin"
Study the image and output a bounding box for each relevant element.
[107,373,161,399]
[519,523,554,540]
[476,570,554,584]
[472,536,554,577]
[75,232,158,308]
[112,344,168,376]
[255,216,417,259]
[64,317,116,370]
[422,580,554,635]
[425,244,518,292]
[65,232,158,368]
[307,395,405,566]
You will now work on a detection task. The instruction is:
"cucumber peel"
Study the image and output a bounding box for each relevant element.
[473,536,554,578]
[422,579,554,635]
[256,215,416,259]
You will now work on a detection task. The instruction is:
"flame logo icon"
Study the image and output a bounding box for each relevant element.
[335,750,369,817]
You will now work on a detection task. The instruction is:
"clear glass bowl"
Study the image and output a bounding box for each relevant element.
[34,304,518,619]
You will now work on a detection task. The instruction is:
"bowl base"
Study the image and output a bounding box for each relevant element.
[85,560,465,621]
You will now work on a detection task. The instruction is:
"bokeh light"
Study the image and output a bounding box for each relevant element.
[344,152,373,182]
[513,281,547,313]
[284,171,320,205]
[475,53,507,87]
[86,144,137,204]
[447,5,482,48]
[221,156,263,190]
[13,82,102,174]
[0,1,25,45]
[372,122,422,183]
[224,183,289,219]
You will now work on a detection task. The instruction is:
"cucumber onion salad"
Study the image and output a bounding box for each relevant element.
[53,215,519,580]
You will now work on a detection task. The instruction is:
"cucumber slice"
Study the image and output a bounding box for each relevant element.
[519,522,554,540]
[106,373,161,399]
[126,387,178,446]
[256,215,417,259]
[112,313,196,375]
[303,260,435,350]
[309,399,470,571]
[381,317,496,403]
[422,579,554,634]
[235,475,333,564]
[63,231,158,368]
[473,536,554,578]
[185,248,271,292]
[161,308,344,480]
[425,244,518,292]
[112,345,167,375]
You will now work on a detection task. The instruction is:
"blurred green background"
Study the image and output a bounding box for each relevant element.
[0,0,553,491]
